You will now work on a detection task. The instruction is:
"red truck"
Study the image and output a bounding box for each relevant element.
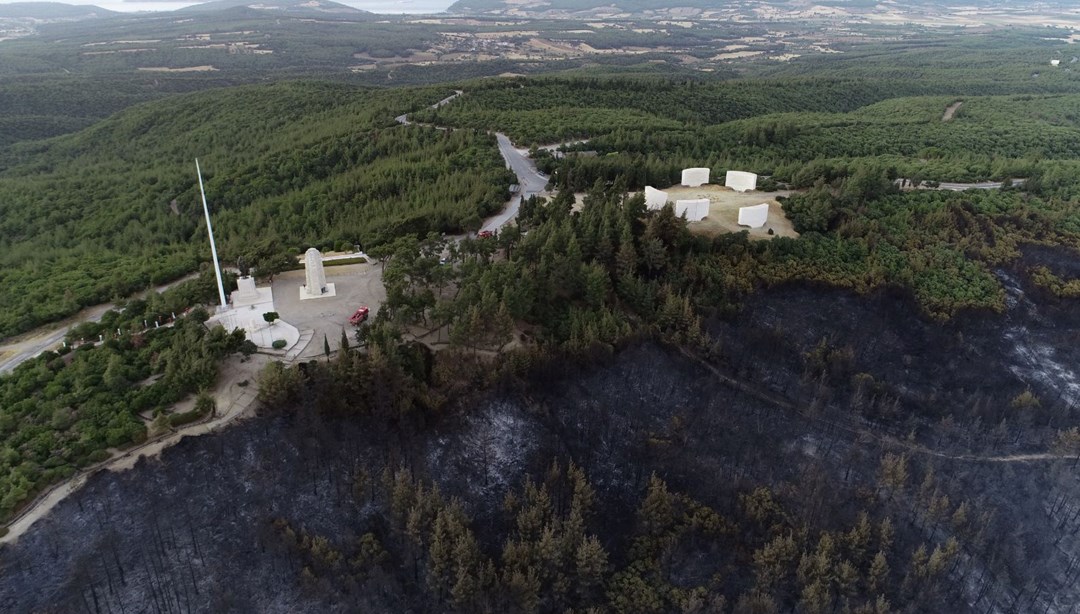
[477,230,495,239]
[348,306,369,326]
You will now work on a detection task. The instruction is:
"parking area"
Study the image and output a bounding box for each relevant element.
[271,262,385,360]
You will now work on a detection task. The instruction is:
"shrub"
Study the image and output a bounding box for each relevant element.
[87,449,111,464]
[240,340,258,356]
[168,404,211,428]
[272,339,287,350]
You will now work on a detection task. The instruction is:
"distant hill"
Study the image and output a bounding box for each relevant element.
[178,0,369,15]
[447,0,1074,18]
[0,2,116,19]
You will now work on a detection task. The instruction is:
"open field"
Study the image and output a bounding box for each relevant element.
[661,185,798,240]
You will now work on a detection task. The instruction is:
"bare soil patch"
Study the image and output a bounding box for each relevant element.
[661,184,798,240]
[943,100,963,121]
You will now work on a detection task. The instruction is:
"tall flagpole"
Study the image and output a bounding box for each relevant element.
[196,159,228,310]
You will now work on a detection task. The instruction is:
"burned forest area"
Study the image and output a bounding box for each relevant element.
[3,248,1080,614]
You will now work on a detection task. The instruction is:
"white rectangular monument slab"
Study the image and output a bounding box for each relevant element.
[725,170,758,192]
[675,198,710,222]
[738,203,770,228]
[644,186,669,210]
[681,167,710,187]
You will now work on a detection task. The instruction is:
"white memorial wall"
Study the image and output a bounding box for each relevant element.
[738,203,770,228]
[675,199,710,222]
[725,170,758,192]
[644,186,669,210]
[681,167,710,187]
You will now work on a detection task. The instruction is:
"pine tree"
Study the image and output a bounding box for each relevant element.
[753,533,797,591]
[846,511,872,565]
[639,473,675,536]
[867,550,889,594]
[877,454,908,501]
[877,517,895,553]
[575,535,608,599]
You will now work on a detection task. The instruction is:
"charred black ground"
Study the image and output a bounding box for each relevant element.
[2,248,1079,613]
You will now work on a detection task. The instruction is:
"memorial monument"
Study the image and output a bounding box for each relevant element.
[725,170,758,192]
[195,159,228,311]
[235,276,259,302]
[681,168,710,187]
[645,186,669,210]
[304,248,327,296]
[675,198,709,222]
[738,203,770,228]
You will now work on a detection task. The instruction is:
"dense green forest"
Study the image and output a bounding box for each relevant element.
[0,272,247,519]
[0,81,512,338]
[0,7,748,145]
[4,29,1080,336]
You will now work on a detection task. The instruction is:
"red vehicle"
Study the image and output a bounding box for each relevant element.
[477,230,495,239]
[348,306,370,326]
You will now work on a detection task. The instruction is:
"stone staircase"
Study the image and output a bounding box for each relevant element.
[284,328,315,362]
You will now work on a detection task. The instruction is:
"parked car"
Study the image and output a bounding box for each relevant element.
[348,306,370,326]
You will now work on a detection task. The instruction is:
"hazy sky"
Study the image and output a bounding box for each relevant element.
[0,0,458,13]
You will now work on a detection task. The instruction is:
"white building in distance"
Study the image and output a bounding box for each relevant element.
[681,168,710,187]
[726,171,758,192]
[675,199,709,222]
[738,203,770,228]
[644,186,669,210]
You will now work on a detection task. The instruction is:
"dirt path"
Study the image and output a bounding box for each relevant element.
[943,100,963,121]
[680,348,1068,465]
[1,352,271,544]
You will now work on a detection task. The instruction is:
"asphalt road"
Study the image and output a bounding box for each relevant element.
[898,178,1026,191]
[394,90,462,125]
[481,133,549,232]
[394,89,547,233]
[0,273,199,375]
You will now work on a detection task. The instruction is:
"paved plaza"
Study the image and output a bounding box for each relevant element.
[271,262,386,360]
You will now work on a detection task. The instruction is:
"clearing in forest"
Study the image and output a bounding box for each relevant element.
[942,100,963,121]
[662,184,799,240]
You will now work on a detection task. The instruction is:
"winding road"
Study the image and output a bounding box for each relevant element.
[897,178,1025,191]
[395,89,549,233]
[481,133,549,232]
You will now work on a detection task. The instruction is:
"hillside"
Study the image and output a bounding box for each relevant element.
[447,0,1080,25]
[5,16,1080,614]
[0,2,115,19]
[0,81,511,338]
[177,0,370,16]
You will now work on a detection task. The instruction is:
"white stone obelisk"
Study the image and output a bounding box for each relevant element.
[304,248,327,297]
[196,159,228,310]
